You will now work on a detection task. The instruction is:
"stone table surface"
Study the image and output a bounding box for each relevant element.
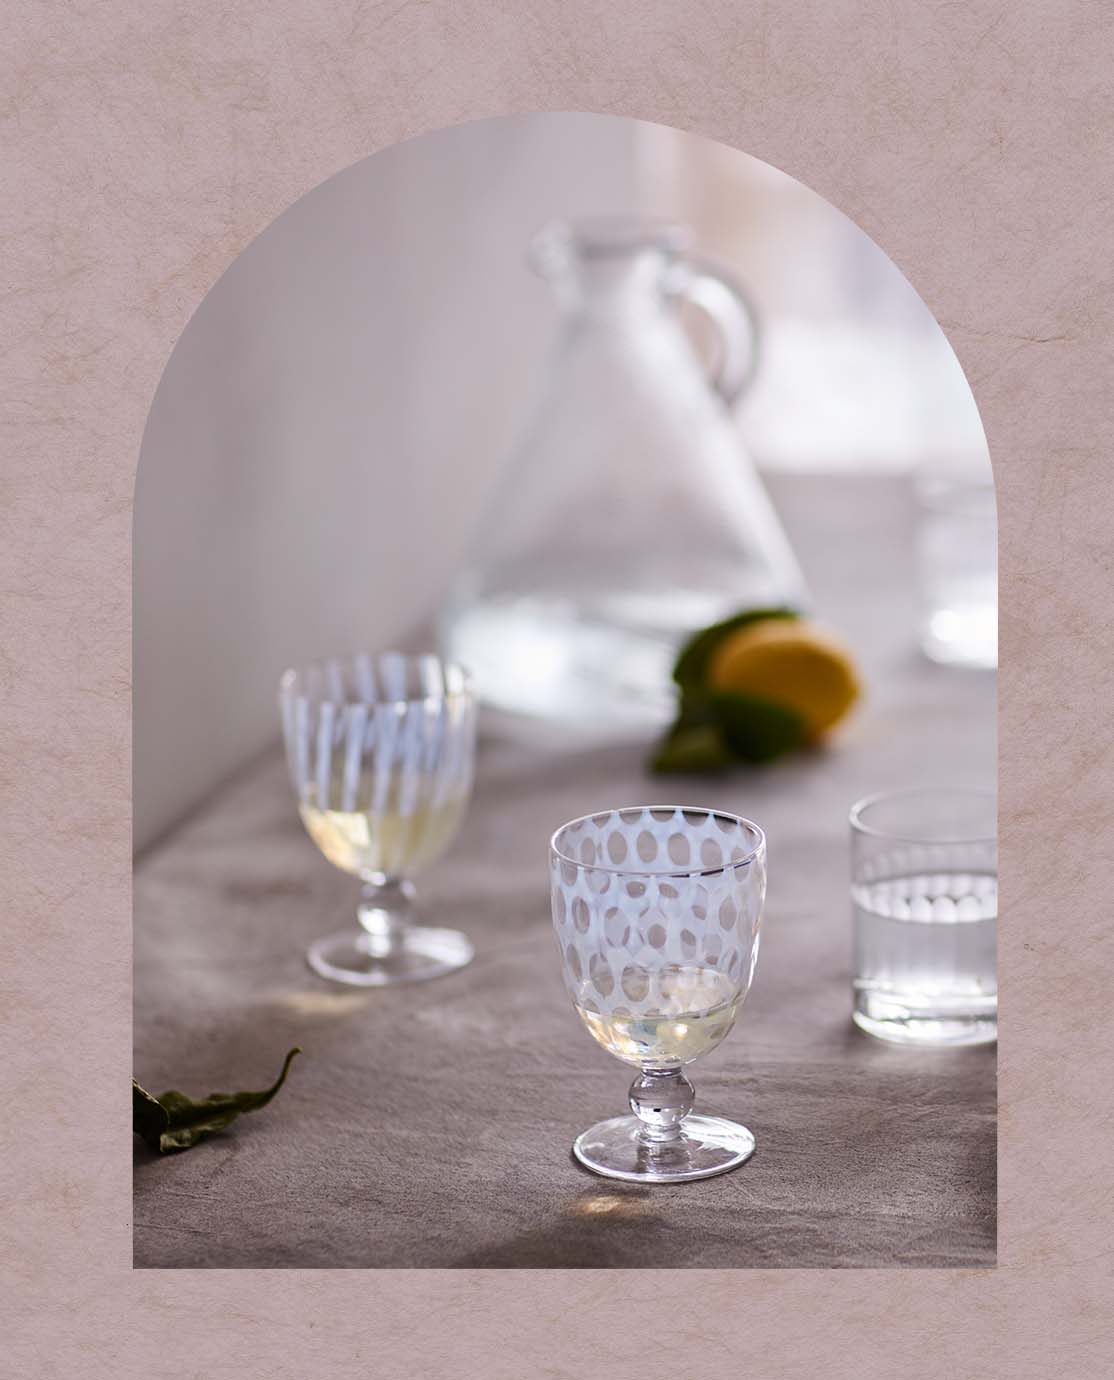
[133,474,997,1269]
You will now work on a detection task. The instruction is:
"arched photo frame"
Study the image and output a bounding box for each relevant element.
[6,3,1110,1377]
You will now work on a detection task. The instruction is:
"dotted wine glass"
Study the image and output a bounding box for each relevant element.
[550,805,766,1183]
[280,651,476,986]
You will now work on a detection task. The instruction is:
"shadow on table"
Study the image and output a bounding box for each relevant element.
[449,1181,677,1268]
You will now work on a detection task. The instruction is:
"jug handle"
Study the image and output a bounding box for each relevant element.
[677,256,761,409]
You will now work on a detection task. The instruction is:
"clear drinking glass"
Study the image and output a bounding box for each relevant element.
[550,806,766,1183]
[850,787,997,1045]
[916,469,997,669]
[279,651,477,986]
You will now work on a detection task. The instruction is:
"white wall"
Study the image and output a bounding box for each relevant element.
[134,114,643,851]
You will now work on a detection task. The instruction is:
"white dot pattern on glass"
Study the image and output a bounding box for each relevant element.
[550,807,766,1019]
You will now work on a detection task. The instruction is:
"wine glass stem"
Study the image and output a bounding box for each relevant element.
[357,878,416,956]
[629,1069,695,1145]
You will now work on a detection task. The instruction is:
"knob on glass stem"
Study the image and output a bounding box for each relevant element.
[629,1070,695,1143]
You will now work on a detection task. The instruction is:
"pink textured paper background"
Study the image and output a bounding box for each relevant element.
[4,1,1112,1376]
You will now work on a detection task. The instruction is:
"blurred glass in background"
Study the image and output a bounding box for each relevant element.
[914,467,998,669]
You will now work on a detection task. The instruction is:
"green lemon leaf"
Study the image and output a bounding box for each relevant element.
[672,607,800,690]
[133,1048,301,1154]
[708,689,807,763]
[650,721,733,774]
[132,1081,170,1152]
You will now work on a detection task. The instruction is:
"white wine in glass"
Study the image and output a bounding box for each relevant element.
[573,964,739,1067]
[298,790,468,879]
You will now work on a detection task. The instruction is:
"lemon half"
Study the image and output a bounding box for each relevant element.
[706,617,860,740]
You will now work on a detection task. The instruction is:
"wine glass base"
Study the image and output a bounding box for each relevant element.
[306,926,474,987]
[573,1114,756,1184]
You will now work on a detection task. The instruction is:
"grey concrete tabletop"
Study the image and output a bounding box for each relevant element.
[133,474,996,1268]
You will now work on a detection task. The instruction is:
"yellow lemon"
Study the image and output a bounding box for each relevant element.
[706,617,860,740]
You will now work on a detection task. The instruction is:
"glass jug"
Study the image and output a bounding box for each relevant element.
[440,217,807,741]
